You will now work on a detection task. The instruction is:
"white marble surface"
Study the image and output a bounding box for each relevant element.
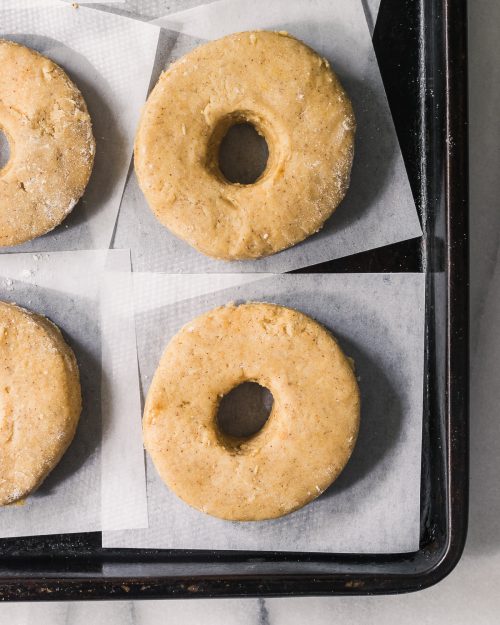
[0,0,498,622]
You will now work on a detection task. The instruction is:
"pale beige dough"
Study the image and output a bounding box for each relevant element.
[0,40,95,247]
[143,302,360,521]
[135,30,355,260]
[0,301,82,505]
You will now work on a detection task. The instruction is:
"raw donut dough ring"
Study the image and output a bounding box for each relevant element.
[143,302,360,521]
[0,302,82,505]
[135,30,355,260]
[0,40,95,247]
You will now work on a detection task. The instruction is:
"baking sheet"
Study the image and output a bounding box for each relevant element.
[103,272,425,553]
[0,2,159,253]
[111,0,421,274]
[0,249,129,538]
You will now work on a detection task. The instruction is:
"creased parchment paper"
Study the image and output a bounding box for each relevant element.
[0,249,128,537]
[100,265,148,531]
[0,3,159,253]
[112,0,422,274]
[103,272,425,553]
[362,0,383,35]
[1,1,125,8]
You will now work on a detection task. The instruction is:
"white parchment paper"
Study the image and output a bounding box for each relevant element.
[100,266,148,531]
[0,3,159,253]
[74,1,219,21]
[1,1,125,8]
[362,0,383,35]
[0,250,121,537]
[112,0,422,273]
[103,272,425,553]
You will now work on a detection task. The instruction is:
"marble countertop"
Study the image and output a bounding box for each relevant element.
[0,0,497,623]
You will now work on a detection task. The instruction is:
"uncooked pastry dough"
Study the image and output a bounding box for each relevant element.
[143,302,360,521]
[0,301,82,505]
[135,30,355,260]
[0,39,95,247]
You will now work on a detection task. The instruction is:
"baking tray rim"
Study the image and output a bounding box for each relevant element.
[0,0,469,600]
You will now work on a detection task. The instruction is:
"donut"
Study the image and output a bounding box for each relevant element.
[0,40,95,247]
[143,302,360,521]
[135,31,355,260]
[0,302,82,505]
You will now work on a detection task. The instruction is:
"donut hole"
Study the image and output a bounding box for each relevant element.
[0,128,11,171]
[218,122,269,185]
[217,381,273,440]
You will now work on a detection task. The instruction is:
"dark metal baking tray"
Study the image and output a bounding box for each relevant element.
[0,0,468,599]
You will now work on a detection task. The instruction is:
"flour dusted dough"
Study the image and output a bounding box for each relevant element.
[143,302,360,521]
[0,40,95,247]
[135,31,355,260]
[0,302,82,505]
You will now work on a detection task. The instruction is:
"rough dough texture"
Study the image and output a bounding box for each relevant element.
[0,302,82,505]
[0,40,95,247]
[135,30,355,260]
[143,302,360,521]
